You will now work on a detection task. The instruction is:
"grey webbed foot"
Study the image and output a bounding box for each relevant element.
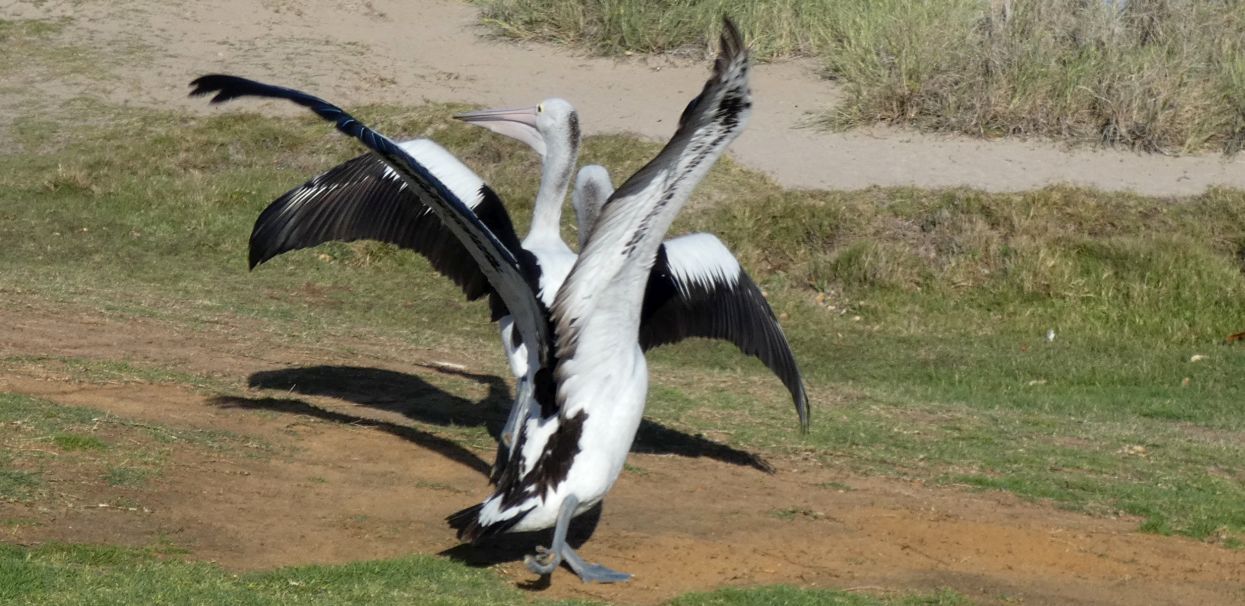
[524,545,560,575]
[523,495,631,583]
[563,547,631,583]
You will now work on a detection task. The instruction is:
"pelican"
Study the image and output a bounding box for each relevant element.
[448,19,753,582]
[191,17,754,583]
[448,101,578,469]
[245,92,807,478]
[453,101,807,474]
[244,99,581,466]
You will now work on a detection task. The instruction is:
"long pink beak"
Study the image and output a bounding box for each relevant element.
[454,105,546,156]
[454,106,539,128]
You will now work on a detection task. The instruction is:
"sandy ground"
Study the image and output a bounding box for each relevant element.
[2,305,1244,605]
[7,0,1245,195]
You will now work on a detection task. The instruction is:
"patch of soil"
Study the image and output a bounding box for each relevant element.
[6,0,1245,195]
[2,306,1243,605]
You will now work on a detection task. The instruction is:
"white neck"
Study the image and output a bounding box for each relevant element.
[526,136,575,244]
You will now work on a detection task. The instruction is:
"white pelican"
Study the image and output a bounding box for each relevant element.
[191,17,760,582]
[449,101,578,469]
[245,100,583,468]
[448,19,753,582]
[456,108,809,447]
[244,96,807,478]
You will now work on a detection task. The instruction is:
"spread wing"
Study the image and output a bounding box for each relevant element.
[641,233,809,430]
[190,74,552,366]
[572,164,808,429]
[250,145,522,319]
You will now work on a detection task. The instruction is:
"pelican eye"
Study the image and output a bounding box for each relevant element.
[538,104,544,113]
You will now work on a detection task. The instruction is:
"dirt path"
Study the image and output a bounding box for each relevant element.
[8,0,1245,195]
[2,306,1244,605]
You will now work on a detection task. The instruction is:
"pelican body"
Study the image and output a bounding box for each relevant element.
[449,19,754,581]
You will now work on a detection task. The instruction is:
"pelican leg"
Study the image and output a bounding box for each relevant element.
[524,496,631,583]
[523,494,572,575]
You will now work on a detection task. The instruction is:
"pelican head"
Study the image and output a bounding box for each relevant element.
[454,98,579,160]
[572,165,613,248]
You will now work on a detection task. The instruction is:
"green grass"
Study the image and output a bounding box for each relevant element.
[0,543,544,606]
[52,434,107,452]
[3,96,1245,544]
[0,470,41,501]
[0,16,146,89]
[0,545,951,606]
[0,355,224,391]
[0,392,253,503]
[104,467,150,487]
[0,17,67,41]
[474,0,832,59]
[475,0,1245,152]
[0,543,949,605]
[769,507,826,522]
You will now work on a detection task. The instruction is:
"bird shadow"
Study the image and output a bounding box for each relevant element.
[208,393,493,477]
[248,363,513,437]
[237,364,774,475]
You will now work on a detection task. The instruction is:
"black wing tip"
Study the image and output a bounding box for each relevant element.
[189,74,329,113]
[247,248,266,270]
[674,16,748,130]
[188,74,252,104]
[248,218,280,270]
[447,503,532,544]
[795,386,810,433]
[715,17,747,75]
[740,267,808,432]
[786,357,810,433]
[719,17,744,58]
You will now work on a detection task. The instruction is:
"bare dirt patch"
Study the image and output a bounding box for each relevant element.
[2,306,1243,605]
[7,0,1245,195]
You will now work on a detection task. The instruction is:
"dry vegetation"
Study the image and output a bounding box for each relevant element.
[478,0,1245,152]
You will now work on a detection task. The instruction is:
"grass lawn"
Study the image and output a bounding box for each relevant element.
[2,96,1244,544]
[1,542,962,605]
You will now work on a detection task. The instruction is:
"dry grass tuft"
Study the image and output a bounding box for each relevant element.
[477,0,1245,152]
